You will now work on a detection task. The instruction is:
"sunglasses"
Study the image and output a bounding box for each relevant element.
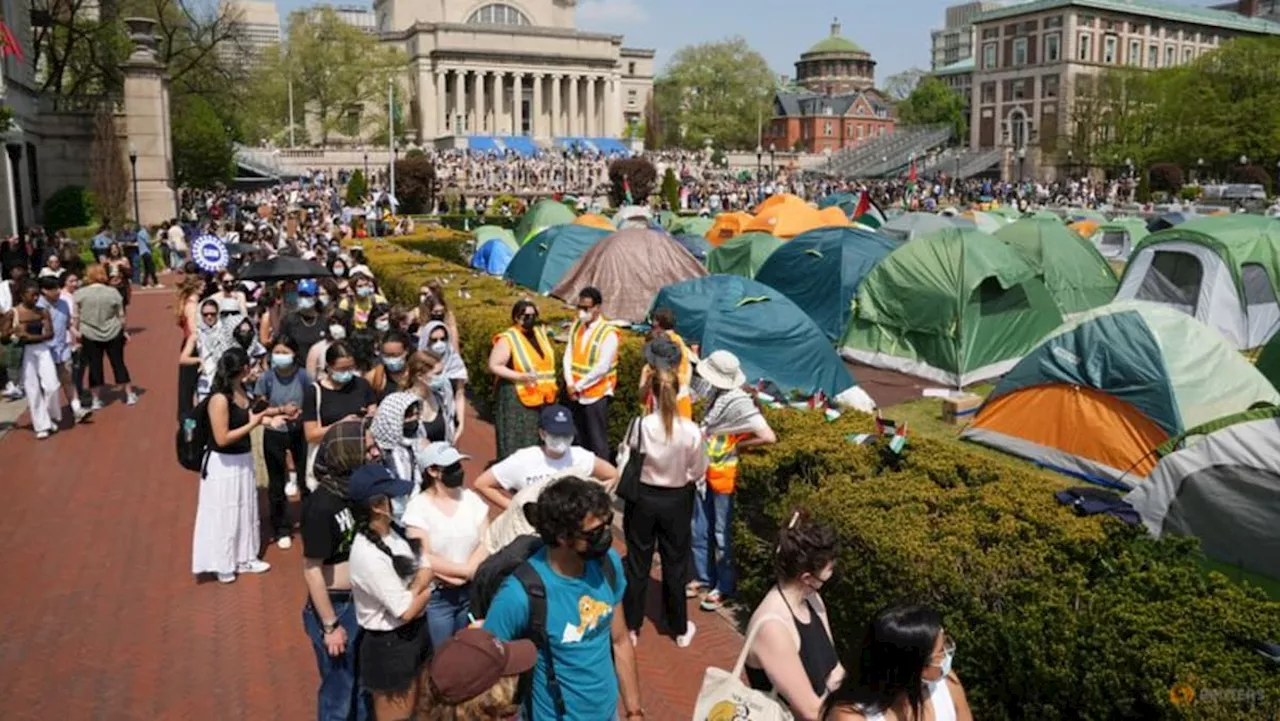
[576,516,614,539]
[576,304,594,312]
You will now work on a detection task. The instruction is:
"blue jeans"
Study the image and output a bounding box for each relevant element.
[691,490,735,597]
[427,585,471,650]
[303,596,370,721]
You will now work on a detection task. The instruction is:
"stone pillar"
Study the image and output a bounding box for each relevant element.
[568,75,580,137]
[120,17,176,226]
[585,76,596,137]
[550,75,562,138]
[418,66,437,142]
[435,69,446,140]
[531,73,543,138]
[455,70,467,134]
[613,76,625,138]
[602,77,613,137]
[512,73,523,137]
[474,69,487,135]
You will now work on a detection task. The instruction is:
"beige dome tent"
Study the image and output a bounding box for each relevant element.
[552,228,708,323]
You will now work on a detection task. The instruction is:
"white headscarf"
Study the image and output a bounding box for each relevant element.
[419,320,468,382]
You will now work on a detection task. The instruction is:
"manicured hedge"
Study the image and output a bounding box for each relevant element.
[364,240,1280,720]
[391,228,473,267]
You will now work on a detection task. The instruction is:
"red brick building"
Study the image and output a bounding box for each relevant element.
[764,20,897,153]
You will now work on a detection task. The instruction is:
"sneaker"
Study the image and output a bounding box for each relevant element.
[35,430,49,440]
[677,621,697,648]
[237,559,271,574]
[217,572,237,584]
[700,590,724,612]
[276,536,293,550]
[125,392,138,406]
[686,581,708,599]
[2,382,21,400]
[285,479,299,497]
[90,398,104,411]
[74,407,92,423]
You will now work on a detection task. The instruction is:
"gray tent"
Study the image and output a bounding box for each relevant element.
[1125,414,1280,579]
[880,212,964,242]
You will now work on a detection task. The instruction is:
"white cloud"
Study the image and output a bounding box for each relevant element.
[576,0,648,26]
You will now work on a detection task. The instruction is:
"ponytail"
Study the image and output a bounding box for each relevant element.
[352,496,420,578]
[652,369,678,439]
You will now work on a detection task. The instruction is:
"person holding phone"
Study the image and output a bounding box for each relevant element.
[303,341,378,491]
[192,346,283,584]
[255,334,311,548]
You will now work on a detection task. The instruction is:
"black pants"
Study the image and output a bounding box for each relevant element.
[622,484,695,636]
[84,333,130,387]
[140,253,158,286]
[178,336,199,421]
[263,427,308,538]
[572,397,612,462]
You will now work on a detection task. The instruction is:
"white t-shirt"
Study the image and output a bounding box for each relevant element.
[401,490,489,565]
[490,446,596,494]
[349,531,416,631]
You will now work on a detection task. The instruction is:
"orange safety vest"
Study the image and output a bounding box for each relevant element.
[496,325,558,408]
[569,319,619,400]
[706,432,748,495]
[644,330,694,419]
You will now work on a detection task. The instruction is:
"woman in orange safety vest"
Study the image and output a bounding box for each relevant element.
[487,299,557,461]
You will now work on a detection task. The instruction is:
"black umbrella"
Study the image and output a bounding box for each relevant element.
[225,243,258,257]
[237,256,333,281]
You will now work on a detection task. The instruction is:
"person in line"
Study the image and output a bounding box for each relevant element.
[256,335,311,549]
[339,269,386,329]
[134,222,160,288]
[403,442,489,650]
[301,419,383,721]
[822,605,972,721]
[75,264,136,409]
[280,279,328,361]
[175,273,206,420]
[2,280,60,438]
[409,282,458,346]
[210,270,249,318]
[103,242,132,308]
[39,276,90,423]
[744,512,843,721]
[488,299,557,461]
[622,370,706,648]
[307,308,351,380]
[692,350,776,612]
[419,320,467,443]
[418,628,535,720]
[483,477,644,721]
[303,341,378,491]
[191,347,277,583]
[563,286,618,462]
[369,391,426,519]
[405,349,455,444]
[348,464,434,721]
[637,309,694,419]
[0,264,25,400]
[474,404,617,511]
[167,217,187,270]
[367,329,413,402]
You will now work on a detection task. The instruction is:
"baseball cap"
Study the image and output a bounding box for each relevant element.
[428,628,537,705]
[296,279,318,296]
[643,334,681,371]
[539,404,575,435]
[420,441,470,468]
[348,464,413,501]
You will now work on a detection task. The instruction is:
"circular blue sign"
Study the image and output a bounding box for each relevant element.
[192,234,228,273]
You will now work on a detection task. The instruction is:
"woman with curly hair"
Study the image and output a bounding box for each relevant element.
[418,628,535,720]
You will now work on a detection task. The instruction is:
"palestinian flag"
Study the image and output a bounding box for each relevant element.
[851,190,887,229]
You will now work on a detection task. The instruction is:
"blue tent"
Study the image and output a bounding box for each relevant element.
[754,226,897,341]
[503,225,611,293]
[650,275,857,400]
[672,233,711,262]
[471,237,515,275]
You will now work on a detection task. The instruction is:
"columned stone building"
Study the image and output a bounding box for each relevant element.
[376,1,654,144]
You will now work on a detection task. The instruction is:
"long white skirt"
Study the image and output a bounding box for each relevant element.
[22,343,63,433]
[191,451,262,575]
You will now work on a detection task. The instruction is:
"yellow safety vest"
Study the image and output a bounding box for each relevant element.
[496,325,558,407]
[569,319,619,400]
[706,433,747,494]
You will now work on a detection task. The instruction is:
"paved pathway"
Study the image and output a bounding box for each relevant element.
[0,278,742,719]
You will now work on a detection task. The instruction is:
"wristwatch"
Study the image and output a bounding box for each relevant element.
[322,620,341,634]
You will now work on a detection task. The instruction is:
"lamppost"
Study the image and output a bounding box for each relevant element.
[1017,147,1026,182]
[128,144,140,226]
[755,144,763,200]
[1240,154,1249,167]
[1066,149,1074,180]
[1125,157,1135,204]
[363,152,369,181]
[768,143,776,180]
[824,147,832,177]
[1197,157,1204,183]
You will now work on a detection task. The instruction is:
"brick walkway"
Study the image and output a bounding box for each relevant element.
[0,278,742,720]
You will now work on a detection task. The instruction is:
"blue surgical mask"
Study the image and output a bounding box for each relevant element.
[357,286,374,298]
[271,353,295,369]
[429,375,450,391]
[383,355,406,372]
[374,318,391,332]
[284,291,299,306]
[297,296,316,310]
[330,369,356,384]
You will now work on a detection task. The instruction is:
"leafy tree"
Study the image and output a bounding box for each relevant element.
[642,93,662,149]
[368,93,410,146]
[655,37,776,150]
[393,156,436,214]
[883,68,925,102]
[1147,163,1184,193]
[896,76,968,141]
[345,169,367,207]
[90,110,129,226]
[173,94,234,188]
[43,186,97,231]
[660,167,680,210]
[607,157,656,207]
[1230,164,1272,193]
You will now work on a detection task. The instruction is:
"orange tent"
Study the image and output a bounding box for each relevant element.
[705,211,753,246]
[573,213,615,231]
[816,206,854,229]
[1068,219,1098,238]
[755,192,809,215]
[744,203,831,238]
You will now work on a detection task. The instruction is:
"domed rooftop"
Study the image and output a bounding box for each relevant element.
[805,19,865,55]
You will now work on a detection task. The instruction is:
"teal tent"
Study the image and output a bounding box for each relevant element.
[474,225,518,251]
[650,275,863,404]
[514,199,577,245]
[706,232,784,278]
[818,192,858,218]
[754,226,897,341]
[503,225,610,293]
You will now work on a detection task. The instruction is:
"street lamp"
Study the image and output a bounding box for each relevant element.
[1017,147,1027,182]
[128,144,140,226]
[363,152,369,182]
[1197,157,1204,183]
[1240,154,1249,166]
[1066,149,1074,179]
[768,143,776,179]
[755,144,763,182]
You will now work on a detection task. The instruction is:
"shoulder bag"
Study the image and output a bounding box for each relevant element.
[614,416,645,504]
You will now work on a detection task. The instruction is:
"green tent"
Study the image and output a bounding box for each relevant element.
[841,227,1064,386]
[1028,209,1063,222]
[671,216,714,238]
[1090,217,1149,260]
[474,224,518,251]
[995,218,1118,315]
[514,199,577,245]
[754,226,897,341]
[1067,208,1108,224]
[503,225,611,293]
[987,206,1022,222]
[1257,333,1280,393]
[705,232,784,278]
[1115,215,1280,349]
[657,210,678,231]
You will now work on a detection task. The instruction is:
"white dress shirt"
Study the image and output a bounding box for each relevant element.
[562,316,618,406]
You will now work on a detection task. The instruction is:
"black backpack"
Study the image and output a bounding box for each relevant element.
[176,395,213,475]
[469,534,618,719]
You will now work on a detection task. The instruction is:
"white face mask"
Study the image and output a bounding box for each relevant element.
[578,309,592,323]
[328,324,347,340]
[544,434,573,455]
[429,340,448,355]
[374,319,391,332]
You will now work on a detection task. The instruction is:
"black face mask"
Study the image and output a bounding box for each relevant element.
[520,315,537,331]
[440,464,466,489]
[402,421,420,438]
[234,330,255,349]
[430,311,445,321]
[581,525,613,559]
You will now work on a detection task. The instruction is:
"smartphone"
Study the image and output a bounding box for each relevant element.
[251,396,270,414]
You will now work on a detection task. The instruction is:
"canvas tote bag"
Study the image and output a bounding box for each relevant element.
[691,620,794,721]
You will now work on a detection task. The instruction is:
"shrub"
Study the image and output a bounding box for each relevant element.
[1180,185,1204,201]
[660,167,679,211]
[406,147,425,159]
[486,194,524,218]
[607,156,656,208]
[43,186,96,231]
[1147,163,1184,194]
[1229,163,1272,193]
[362,240,1280,720]
[394,155,437,215]
[345,169,368,207]
[390,228,473,266]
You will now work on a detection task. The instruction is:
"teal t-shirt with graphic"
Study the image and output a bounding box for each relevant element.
[484,547,626,721]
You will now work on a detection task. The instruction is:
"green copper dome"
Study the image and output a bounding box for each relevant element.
[806,20,864,54]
